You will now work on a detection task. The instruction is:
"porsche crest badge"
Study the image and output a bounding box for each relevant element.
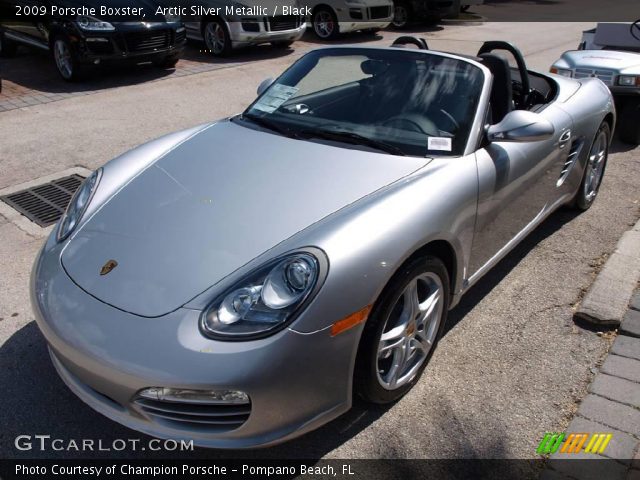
[100,260,118,276]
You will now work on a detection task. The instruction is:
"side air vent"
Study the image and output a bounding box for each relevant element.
[556,139,583,187]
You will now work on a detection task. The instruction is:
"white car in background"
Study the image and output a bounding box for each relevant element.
[551,21,640,144]
[185,0,306,56]
[304,0,394,39]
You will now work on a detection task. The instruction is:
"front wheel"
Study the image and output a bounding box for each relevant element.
[354,256,450,404]
[203,20,232,56]
[52,35,85,81]
[312,8,339,40]
[572,122,610,211]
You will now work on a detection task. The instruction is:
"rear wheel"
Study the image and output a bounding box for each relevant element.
[618,99,640,145]
[572,122,610,211]
[312,8,339,40]
[203,20,232,56]
[355,256,449,404]
[0,30,18,57]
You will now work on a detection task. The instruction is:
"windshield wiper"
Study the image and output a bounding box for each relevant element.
[237,113,301,139]
[298,129,406,156]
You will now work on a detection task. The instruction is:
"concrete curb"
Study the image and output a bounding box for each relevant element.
[574,219,640,326]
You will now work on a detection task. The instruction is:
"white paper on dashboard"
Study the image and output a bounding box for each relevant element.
[427,137,452,151]
[252,84,299,113]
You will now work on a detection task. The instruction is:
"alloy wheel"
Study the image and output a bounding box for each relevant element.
[583,129,607,202]
[376,272,444,390]
[54,39,73,80]
[205,22,226,55]
[314,11,335,39]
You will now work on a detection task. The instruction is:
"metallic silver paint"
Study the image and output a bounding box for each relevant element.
[31,46,615,448]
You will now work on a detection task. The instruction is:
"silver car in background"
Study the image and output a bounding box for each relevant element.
[185,0,306,56]
[32,40,614,448]
[304,0,393,39]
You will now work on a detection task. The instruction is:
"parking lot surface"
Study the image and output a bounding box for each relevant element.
[1,21,639,471]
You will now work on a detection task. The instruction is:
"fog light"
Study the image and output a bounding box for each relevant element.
[138,387,249,404]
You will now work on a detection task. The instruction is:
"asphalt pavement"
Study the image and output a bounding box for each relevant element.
[0,21,639,472]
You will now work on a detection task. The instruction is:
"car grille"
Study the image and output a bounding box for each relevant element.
[267,15,300,32]
[573,68,615,86]
[174,28,186,44]
[369,6,391,19]
[133,396,251,431]
[123,29,170,53]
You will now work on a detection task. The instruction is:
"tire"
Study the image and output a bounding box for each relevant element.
[312,8,339,40]
[154,55,179,69]
[202,20,232,57]
[0,30,18,57]
[51,35,86,81]
[271,40,293,49]
[391,3,410,29]
[572,121,610,211]
[618,99,640,145]
[354,256,450,404]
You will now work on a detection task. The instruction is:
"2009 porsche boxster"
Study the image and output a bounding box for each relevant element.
[32,39,615,448]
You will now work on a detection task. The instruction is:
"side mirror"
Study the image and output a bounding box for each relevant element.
[487,110,555,142]
[257,77,274,96]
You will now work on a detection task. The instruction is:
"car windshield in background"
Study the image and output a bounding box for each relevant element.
[243,48,485,157]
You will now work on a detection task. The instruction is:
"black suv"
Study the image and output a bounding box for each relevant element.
[0,0,186,80]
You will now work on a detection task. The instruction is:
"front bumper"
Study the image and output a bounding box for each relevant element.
[74,25,186,65]
[228,20,305,48]
[31,236,357,448]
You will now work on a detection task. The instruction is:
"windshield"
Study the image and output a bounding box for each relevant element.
[243,48,485,156]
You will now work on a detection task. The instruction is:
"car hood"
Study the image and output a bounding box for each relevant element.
[61,120,427,317]
[558,50,640,71]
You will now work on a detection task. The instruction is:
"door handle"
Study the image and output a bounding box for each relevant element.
[559,129,572,148]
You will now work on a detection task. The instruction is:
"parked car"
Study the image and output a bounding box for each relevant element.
[184,0,306,56]
[32,38,614,448]
[392,0,460,29]
[0,0,186,81]
[551,21,640,144]
[304,0,393,39]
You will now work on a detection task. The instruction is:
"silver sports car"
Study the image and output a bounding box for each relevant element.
[32,39,614,448]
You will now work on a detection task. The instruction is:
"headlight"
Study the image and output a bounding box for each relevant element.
[201,252,325,340]
[550,67,573,77]
[57,169,101,242]
[618,75,639,86]
[76,15,115,31]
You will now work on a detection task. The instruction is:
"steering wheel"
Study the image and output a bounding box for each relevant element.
[437,109,460,133]
[631,20,640,43]
[381,114,440,136]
